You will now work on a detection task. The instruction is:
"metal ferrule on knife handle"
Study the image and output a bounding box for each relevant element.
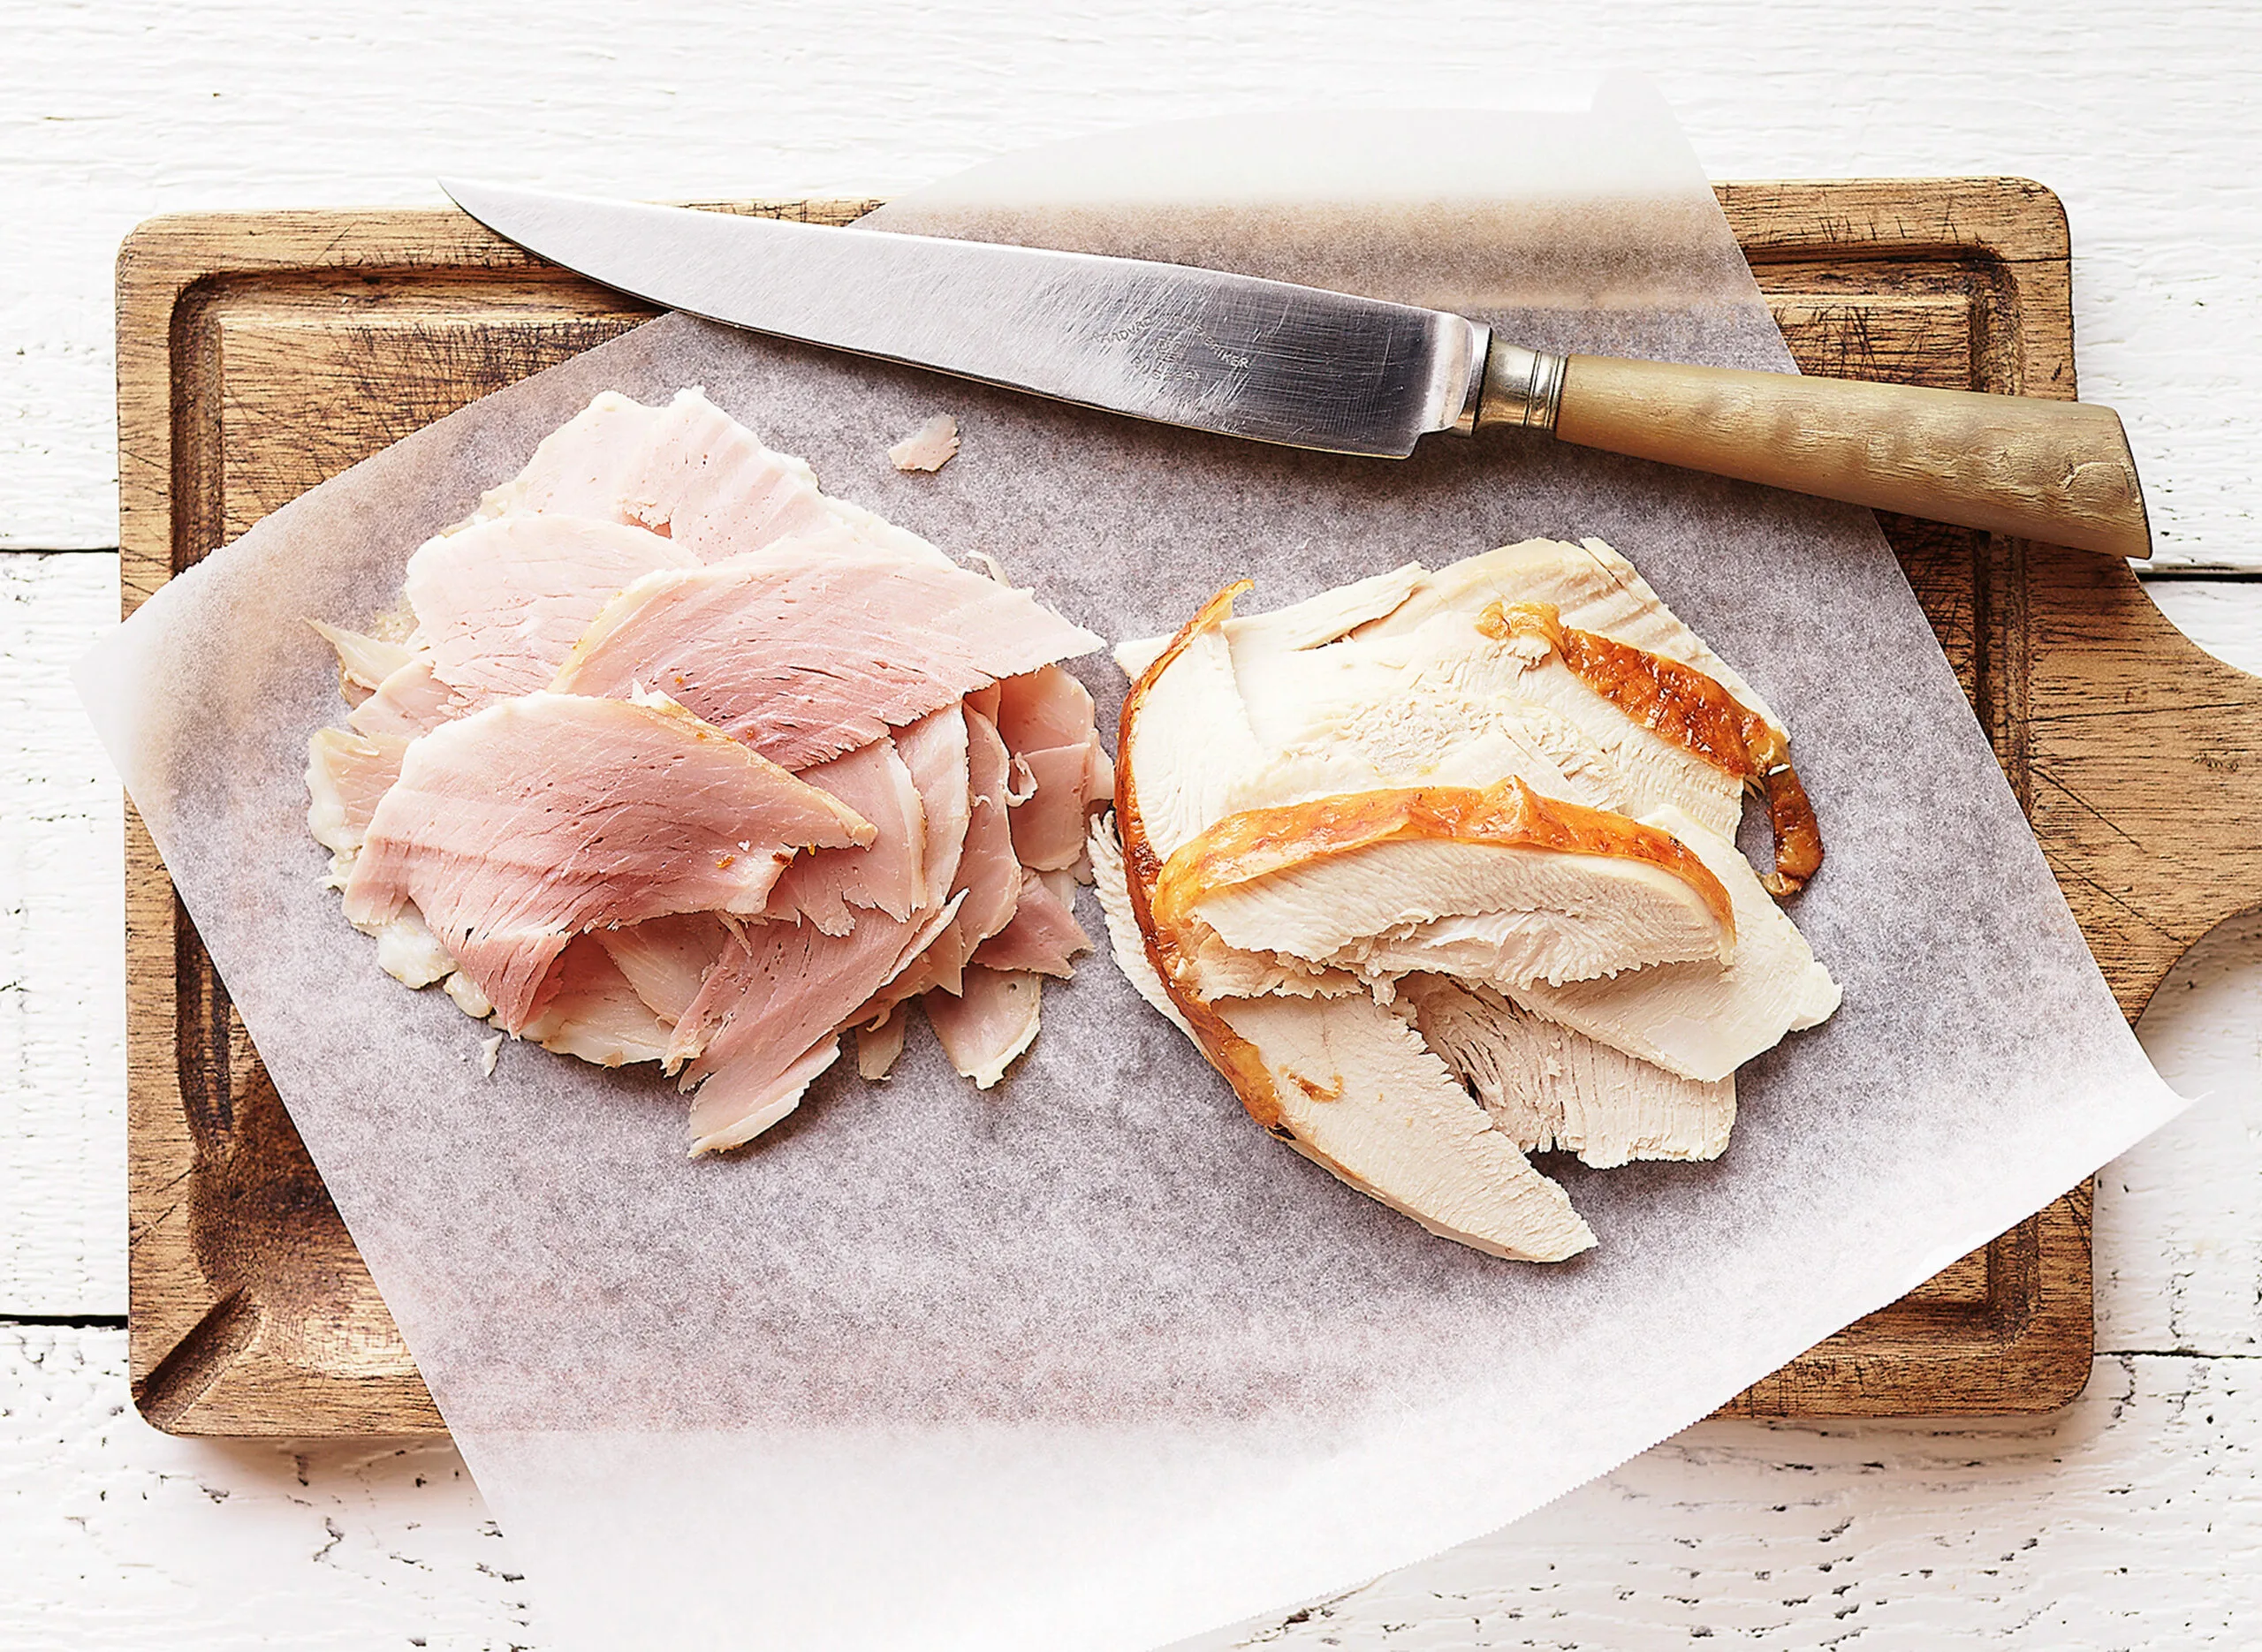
[1472,341,2152,559]
[1476,341,1569,433]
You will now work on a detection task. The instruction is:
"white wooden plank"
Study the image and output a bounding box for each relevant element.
[0,551,125,1316]
[3,0,2258,559]
[10,1328,2259,1648]
[2142,580,2262,677]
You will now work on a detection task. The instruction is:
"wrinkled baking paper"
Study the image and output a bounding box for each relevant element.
[80,81,2185,1652]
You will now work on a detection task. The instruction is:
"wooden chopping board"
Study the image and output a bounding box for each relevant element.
[115,179,2262,1436]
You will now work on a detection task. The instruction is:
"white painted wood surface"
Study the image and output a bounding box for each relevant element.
[4,1,2260,1644]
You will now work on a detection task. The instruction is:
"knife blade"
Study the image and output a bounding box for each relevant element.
[444,180,2152,558]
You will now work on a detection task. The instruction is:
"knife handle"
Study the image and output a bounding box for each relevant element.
[1478,345,2151,559]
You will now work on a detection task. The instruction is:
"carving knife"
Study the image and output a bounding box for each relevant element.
[443,181,2150,559]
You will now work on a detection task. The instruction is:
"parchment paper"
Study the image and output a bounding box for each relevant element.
[80,82,2185,1652]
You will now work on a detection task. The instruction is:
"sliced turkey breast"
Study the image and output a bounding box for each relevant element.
[1478,601,1821,895]
[550,547,1103,769]
[1115,582,1267,862]
[341,692,873,1033]
[1398,974,1734,1169]
[1154,779,1734,991]
[1507,807,1841,1083]
[1356,536,1786,739]
[1217,994,1595,1262]
[1087,813,1193,1039]
[403,513,696,706]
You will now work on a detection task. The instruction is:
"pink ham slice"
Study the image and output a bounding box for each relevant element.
[341,692,874,1033]
[763,737,926,936]
[871,709,1023,1005]
[891,708,973,907]
[306,728,408,856]
[548,547,1104,770]
[971,870,1090,980]
[922,966,1044,1088]
[348,655,464,740]
[518,935,674,1067]
[594,912,734,1025]
[405,514,695,705]
[994,665,1114,869]
[495,388,937,566]
[671,896,965,1156]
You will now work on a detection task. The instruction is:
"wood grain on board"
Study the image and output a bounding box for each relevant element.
[113,180,2262,1436]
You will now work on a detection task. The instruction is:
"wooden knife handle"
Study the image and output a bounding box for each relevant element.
[1484,348,2152,558]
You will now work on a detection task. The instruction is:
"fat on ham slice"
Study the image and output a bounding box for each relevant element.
[306,727,407,857]
[764,737,927,935]
[348,655,465,741]
[594,912,733,1025]
[310,620,417,699]
[342,692,874,1033]
[404,514,696,705]
[1155,779,1735,992]
[519,935,676,1067]
[923,966,1043,1088]
[487,387,953,568]
[550,547,1104,770]
[1506,807,1841,1083]
[1399,974,1734,1168]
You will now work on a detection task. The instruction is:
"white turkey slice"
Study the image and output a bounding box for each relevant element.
[1398,974,1734,1169]
[1506,806,1841,1082]
[1216,994,1595,1262]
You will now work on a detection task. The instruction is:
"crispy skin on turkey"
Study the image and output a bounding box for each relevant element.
[1154,779,1734,991]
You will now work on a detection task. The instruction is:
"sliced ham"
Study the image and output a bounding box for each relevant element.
[923,966,1043,1088]
[404,513,695,705]
[971,869,1091,979]
[594,912,733,1025]
[519,935,676,1067]
[347,654,465,741]
[875,709,1023,1003]
[550,547,1104,769]
[673,896,965,1154]
[342,692,874,1033]
[765,737,927,935]
[306,727,406,857]
[1399,974,1735,1169]
[893,707,974,906]
[488,387,953,568]
[1506,807,1841,1083]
